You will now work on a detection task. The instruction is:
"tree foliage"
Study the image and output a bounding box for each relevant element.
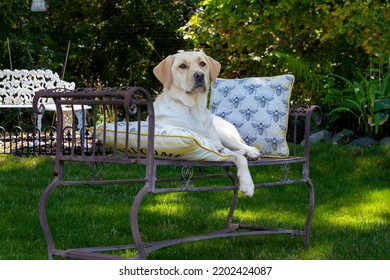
[1,0,198,89]
[182,0,389,106]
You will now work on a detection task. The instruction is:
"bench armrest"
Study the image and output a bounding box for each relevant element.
[32,87,156,163]
[289,105,322,158]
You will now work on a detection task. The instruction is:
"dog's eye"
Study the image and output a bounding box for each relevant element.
[199,61,206,67]
[179,64,187,69]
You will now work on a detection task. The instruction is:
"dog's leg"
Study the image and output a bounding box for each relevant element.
[223,134,260,160]
[229,152,255,197]
[213,115,260,160]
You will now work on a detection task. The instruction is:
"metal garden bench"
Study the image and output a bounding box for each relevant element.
[33,80,321,260]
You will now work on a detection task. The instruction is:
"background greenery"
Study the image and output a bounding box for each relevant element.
[1,0,199,87]
[183,0,390,135]
[0,143,389,259]
[1,0,389,134]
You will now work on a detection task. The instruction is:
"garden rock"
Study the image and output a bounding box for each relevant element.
[348,136,377,147]
[379,136,390,146]
[331,129,355,144]
[308,130,332,143]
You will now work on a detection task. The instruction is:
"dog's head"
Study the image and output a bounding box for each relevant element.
[153,51,221,94]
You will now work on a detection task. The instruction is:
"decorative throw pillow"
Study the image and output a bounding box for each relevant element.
[210,75,294,157]
[94,121,231,161]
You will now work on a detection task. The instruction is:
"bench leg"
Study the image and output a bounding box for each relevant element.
[39,178,62,260]
[130,184,150,260]
[304,178,315,247]
[226,189,239,228]
[224,166,239,228]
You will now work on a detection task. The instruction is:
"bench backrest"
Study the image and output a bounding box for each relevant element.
[31,87,320,160]
[0,69,75,107]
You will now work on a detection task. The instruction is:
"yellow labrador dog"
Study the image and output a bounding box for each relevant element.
[153,51,260,196]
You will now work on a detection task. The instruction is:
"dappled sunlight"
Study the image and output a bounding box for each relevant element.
[0,154,52,171]
[317,189,390,229]
[142,201,188,217]
[216,207,307,228]
[140,194,196,222]
[213,209,234,220]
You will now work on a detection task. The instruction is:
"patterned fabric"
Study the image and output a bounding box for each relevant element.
[210,75,294,157]
[95,121,231,161]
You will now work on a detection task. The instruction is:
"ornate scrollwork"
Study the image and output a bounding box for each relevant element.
[280,163,290,183]
[180,166,194,189]
[89,162,104,181]
[128,103,137,115]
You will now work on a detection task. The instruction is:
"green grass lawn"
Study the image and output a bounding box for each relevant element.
[0,143,389,260]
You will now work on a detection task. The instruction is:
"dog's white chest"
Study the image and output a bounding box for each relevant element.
[154,93,211,129]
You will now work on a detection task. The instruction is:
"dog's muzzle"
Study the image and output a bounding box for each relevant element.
[191,71,206,92]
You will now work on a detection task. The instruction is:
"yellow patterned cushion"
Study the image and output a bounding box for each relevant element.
[94,121,231,161]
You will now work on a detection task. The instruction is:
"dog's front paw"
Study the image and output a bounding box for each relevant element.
[245,146,261,160]
[238,176,255,197]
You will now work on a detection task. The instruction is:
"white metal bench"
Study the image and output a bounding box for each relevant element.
[0,69,82,131]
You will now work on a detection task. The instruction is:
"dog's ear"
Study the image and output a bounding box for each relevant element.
[206,56,221,83]
[153,55,175,89]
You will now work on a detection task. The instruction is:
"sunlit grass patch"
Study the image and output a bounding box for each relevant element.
[319,189,390,229]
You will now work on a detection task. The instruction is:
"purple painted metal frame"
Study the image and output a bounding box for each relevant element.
[33,87,321,260]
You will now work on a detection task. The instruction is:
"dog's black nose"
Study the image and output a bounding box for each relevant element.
[193,72,205,81]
